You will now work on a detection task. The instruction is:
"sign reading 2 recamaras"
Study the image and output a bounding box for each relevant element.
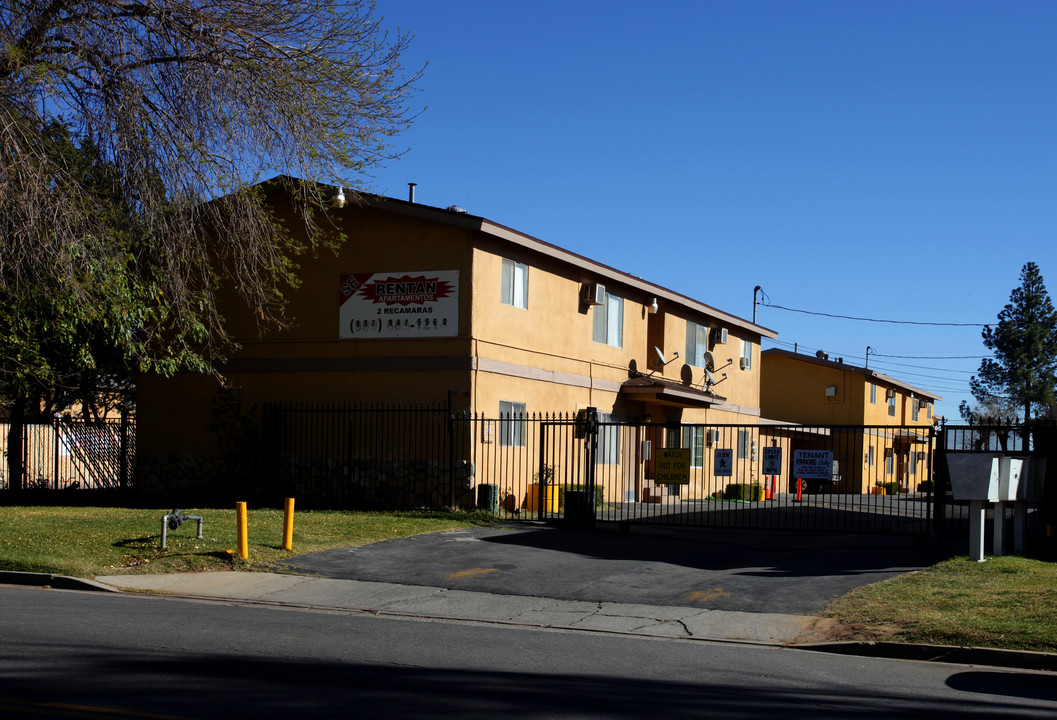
[340,271,459,338]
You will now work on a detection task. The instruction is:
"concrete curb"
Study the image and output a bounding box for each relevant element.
[797,640,1057,673]
[0,570,119,593]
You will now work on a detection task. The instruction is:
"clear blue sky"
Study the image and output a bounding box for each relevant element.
[364,0,1057,423]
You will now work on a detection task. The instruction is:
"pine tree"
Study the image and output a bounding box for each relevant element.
[970,262,1057,422]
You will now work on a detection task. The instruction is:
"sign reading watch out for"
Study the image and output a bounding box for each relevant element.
[340,271,459,338]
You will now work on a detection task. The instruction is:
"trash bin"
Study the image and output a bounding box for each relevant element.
[476,483,499,512]
[563,490,595,528]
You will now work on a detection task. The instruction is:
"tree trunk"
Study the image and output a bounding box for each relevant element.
[6,394,25,491]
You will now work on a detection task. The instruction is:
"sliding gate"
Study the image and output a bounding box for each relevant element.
[538,414,936,536]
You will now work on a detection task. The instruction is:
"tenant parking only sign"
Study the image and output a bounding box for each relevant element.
[340,271,459,338]
[793,450,833,479]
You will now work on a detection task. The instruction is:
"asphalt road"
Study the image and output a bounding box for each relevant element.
[279,524,957,614]
[2,585,1056,719]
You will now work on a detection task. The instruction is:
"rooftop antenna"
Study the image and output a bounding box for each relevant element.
[753,285,763,324]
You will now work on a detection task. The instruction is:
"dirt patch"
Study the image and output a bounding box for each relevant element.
[789,616,902,645]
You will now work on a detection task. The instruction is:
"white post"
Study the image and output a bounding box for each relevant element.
[1013,500,1028,554]
[993,501,1006,556]
[969,499,987,562]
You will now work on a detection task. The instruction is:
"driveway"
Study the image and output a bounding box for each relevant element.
[280,524,956,614]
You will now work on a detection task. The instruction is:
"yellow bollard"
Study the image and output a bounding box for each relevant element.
[282,497,295,551]
[236,501,249,560]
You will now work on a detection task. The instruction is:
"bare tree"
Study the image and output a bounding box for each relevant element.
[1,0,421,379]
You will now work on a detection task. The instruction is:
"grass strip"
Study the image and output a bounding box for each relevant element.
[0,506,498,578]
[825,554,1057,653]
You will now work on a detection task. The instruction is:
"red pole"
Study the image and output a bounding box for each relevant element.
[795,478,803,502]
[769,475,776,499]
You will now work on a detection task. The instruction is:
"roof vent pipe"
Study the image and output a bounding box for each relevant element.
[408,182,417,203]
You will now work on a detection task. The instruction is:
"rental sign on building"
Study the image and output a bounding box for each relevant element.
[340,271,459,338]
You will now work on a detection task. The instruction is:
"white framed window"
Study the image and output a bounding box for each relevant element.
[870,384,876,404]
[737,429,751,460]
[927,402,932,419]
[909,451,918,475]
[888,395,896,417]
[681,426,705,468]
[685,321,709,368]
[498,401,526,447]
[501,258,528,309]
[596,412,621,465]
[867,445,875,467]
[739,339,752,370]
[592,290,623,347]
[912,400,920,422]
[885,448,894,475]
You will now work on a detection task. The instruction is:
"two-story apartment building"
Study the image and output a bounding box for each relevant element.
[136,179,777,502]
[760,348,942,494]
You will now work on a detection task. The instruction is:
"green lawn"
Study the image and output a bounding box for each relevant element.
[0,505,498,578]
[825,553,1057,653]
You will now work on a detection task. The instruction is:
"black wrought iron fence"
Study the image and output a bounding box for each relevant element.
[261,402,939,536]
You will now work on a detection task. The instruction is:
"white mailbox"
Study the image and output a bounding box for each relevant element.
[947,454,1023,502]
[946,454,1000,501]
[997,457,1023,502]
[1017,457,1047,501]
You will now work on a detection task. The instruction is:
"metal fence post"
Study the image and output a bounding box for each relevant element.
[120,409,129,490]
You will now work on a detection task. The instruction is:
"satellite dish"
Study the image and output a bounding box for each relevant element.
[704,351,715,372]
[705,369,716,387]
[653,346,666,369]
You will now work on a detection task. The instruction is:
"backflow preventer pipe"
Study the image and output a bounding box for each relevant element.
[160,509,204,550]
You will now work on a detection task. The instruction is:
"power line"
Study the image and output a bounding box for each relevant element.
[871,353,988,359]
[760,302,989,327]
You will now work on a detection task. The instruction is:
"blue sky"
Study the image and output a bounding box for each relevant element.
[364,0,1057,422]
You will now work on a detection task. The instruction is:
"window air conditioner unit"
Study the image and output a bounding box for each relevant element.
[886,388,896,399]
[706,429,721,446]
[581,282,605,306]
[711,327,728,345]
[739,357,750,370]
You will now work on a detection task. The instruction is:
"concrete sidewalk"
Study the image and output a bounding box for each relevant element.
[92,570,821,644]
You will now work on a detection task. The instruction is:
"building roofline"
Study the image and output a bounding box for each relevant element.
[761,348,943,401]
[266,178,776,340]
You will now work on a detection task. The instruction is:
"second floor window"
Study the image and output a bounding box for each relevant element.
[685,321,709,368]
[740,339,752,370]
[888,394,896,417]
[501,259,528,309]
[592,290,623,347]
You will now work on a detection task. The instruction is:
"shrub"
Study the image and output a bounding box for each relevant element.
[879,481,902,495]
[917,480,934,493]
[724,483,764,501]
[558,484,604,510]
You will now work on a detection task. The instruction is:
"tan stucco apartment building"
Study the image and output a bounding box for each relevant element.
[137,180,777,499]
[760,348,942,494]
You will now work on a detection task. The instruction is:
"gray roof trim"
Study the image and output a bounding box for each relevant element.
[356,193,777,339]
[761,348,943,401]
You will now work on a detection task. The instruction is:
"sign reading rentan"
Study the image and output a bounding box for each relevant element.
[655,448,691,485]
[340,271,459,338]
